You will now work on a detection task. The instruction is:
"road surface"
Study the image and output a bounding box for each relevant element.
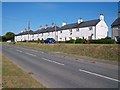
[2,44,119,88]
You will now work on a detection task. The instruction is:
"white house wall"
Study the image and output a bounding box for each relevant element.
[57,27,96,41]
[15,17,108,42]
[96,20,108,39]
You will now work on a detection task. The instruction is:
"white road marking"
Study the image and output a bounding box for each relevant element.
[31,50,38,52]
[79,69,120,82]
[42,58,64,66]
[25,52,36,57]
[16,49,23,52]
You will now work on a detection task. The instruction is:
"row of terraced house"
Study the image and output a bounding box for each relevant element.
[15,14,109,42]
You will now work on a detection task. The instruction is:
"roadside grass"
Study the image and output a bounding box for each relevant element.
[2,55,45,88]
[0,55,2,89]
[15,42,119,62]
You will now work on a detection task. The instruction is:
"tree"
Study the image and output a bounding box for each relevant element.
[0,36,2,41]
[2,32,15,42]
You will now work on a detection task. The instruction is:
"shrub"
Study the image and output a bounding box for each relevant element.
[90,39,115,44]
[57,38,115,44]
[28,39,44,43]
[57,41,65,43]
[65,39,75,44]
[75,39,85,44]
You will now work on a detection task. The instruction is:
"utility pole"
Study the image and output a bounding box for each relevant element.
[28,20,30,42]
[55,24,58,41]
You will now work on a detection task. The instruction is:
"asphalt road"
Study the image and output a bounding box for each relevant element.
[2,44,119,88]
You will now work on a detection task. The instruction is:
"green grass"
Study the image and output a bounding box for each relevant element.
[2,55,45,88]
[0,55,2,89]
[15,42,119,61]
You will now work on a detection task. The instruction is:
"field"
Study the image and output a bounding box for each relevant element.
[2,55,45,88]
[16,42,119,61]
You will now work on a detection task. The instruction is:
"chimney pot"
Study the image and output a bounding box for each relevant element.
[45,24,48,29]
[39,25,42,30]
[52,23,55,28]
[62,22,67,26]
[78,18,83,24]
[118,11,120,17]
[100,14,104,20]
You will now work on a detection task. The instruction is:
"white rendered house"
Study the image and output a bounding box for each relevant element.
[57,14,108,41]
[15,14,108,42]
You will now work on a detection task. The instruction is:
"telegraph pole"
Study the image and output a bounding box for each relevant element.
[28,20,30,42]
[55,24,57,41]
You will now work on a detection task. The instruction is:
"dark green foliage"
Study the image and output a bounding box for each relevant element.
[0,36,2,41]
[75,39,85,44]
[90,39,115,44]
[2,36,7,42]
[28,39,44,43]
[57,38,115,44]
[2,32,15,42]
[65,39,75,44]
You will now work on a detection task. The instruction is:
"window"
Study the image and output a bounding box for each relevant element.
[69,29,72,32]
[60,38,62,40]
[65,37,66,41]
[60,31,62,33]
[48,32,50,36]
[42,33,43,36]
[76,28,79,31]
[76,37,79,39]
[69,37,72,40]
[113,27,118,29]
[69,29,72,35]
[37,34,39,37]
[89,27,92,30]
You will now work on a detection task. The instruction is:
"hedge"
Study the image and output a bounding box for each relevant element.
[20,38,116,44]
[90,39,115,44]
[57,39,116,44]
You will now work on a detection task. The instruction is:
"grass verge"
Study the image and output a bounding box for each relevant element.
[2,54,45,88]
[15,42,119,62]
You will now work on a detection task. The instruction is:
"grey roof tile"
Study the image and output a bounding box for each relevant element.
[60,19,100,31]
[111,17,120,27]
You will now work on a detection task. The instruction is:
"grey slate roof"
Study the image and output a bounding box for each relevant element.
[15,30,34,36]
[111,17,120,27]
[60,19,100,30]
[79,19,100,28]
[34,26,60,34]
[16,19,101,35]
[60,23,78,30]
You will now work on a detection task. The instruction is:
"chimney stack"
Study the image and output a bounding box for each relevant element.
[62,22,67,26]
[100,14,104,21]
[28,20,30,31]
[118,11,120,18]
[39,25,42,30]
[45,24,48,29]
[78,18,83,24]
[24,28,26,32]
[52,22,55,28]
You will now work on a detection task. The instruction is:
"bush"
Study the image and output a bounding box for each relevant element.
[58,39,85,44]
[90,39,115,44]
[57,41,65,43]
[28,39,44,43]
[75,39,85,44]
[57,38,115,44]
[65,39,75,44]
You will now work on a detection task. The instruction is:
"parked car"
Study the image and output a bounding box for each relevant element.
[44,38,56,44]
[115,36,120,44]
